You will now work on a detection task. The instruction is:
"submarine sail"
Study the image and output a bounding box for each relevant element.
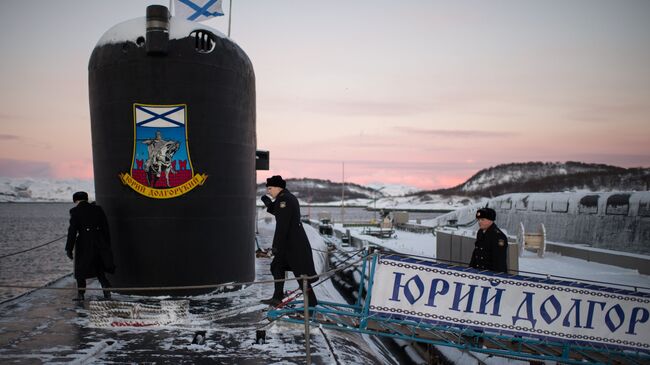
[88,5,256,295]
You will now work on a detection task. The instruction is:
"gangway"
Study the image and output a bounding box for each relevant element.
[269,249,650,365]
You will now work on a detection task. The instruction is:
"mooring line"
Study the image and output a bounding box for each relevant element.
[0,235,66,259]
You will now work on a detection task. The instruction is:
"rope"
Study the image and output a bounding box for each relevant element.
[311,247,332,254]
[319,326,341,365]
[254,250,372,331]
[0,235,66,259]
[274,248,367,308]
[0,250,373,293]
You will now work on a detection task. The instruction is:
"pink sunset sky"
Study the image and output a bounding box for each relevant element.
[0,1,648,190]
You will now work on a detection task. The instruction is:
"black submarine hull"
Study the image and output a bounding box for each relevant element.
[88,8,256,295]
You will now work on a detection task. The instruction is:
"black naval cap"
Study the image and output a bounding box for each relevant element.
[266,175,286,189]
[476,207,496,221]
[72,191,88,202]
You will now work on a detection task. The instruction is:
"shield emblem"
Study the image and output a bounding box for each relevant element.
[119,103,207,199]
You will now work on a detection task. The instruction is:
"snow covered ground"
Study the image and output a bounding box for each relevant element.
[2,204,649,364]
[0,218,404,364]
[337,223,650,290]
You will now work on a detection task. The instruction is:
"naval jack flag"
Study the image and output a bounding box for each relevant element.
[174,0,224,21]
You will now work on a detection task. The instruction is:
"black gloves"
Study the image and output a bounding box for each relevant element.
[261,195,272,208]
[66,250,73,260]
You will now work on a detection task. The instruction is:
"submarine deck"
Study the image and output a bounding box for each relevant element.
[0,223,393,364]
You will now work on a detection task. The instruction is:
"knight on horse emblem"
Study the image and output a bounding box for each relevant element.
[119,103,207,199]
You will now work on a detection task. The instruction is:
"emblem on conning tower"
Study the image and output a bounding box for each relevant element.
[119,104,207,199]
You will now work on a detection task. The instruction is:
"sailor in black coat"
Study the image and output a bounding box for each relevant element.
[65,191,114,300]
[260,176,318,307]
[469,207,508,273]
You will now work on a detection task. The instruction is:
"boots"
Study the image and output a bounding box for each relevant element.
[260,297,282,306]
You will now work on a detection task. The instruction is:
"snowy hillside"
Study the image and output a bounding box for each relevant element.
[256,178,395,203]
[6,161,646,208]
[1,177,472,211]
[366,183,420,197]
[0,178,95,202]
[421,161,650,197]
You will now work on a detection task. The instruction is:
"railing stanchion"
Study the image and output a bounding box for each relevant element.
[302,275,311,365]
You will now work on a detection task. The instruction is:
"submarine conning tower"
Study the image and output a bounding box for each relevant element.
[88,5,256,295]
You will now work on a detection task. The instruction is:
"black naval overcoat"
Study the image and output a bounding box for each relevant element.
[266,189,317,280]
[469,223,508,273]
[65,201,115,280]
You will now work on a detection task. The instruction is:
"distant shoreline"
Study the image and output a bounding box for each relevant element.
[0,201,453,213]
[261,204,454,213]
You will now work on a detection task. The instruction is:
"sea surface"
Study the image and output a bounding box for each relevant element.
[0,203,442,303]
[0,203,72,302]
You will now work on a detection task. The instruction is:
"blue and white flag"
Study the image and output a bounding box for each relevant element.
[175,0,224,21]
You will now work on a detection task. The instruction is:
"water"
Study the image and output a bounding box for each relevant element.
[0,203,73,302]
[0,203,443,303]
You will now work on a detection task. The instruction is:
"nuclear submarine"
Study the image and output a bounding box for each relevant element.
[88,5,263,295]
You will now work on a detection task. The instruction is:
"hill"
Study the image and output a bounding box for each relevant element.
[3,161,648,204]
[417,161,650,197]
[256,178,385,203]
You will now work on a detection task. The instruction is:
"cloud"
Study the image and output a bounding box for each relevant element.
[0,159,53,178]
[0,114,27,122]
[0,133,51,149]
[396,127,518,138]
[567,103,650,123]
[272,157,464,169]
[262,98,431,117]
[261,157,482,189]
[316,100,430,116]
[51,160,94,179]
[0,134,21,141]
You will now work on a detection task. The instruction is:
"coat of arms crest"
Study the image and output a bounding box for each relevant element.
[119,103,207,198]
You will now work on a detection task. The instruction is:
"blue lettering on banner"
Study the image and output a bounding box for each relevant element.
[370,256,650,352]
[389,272,424,305]
[585,300,607,329]
[562,299,583,328]
[628,307,649,335]
[478,283,505,316]
[451,282,478,313]
[512,292,538,328]
[540,295,562,325]
[425,278,449,308]
[605,304,626,332]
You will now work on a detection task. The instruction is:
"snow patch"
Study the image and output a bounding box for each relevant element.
[96,16,226,47]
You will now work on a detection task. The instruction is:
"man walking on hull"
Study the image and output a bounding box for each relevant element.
[65,191,115,301]
[260,175,318,307]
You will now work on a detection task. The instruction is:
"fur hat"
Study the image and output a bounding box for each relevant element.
[72,191,88,202]
[265,175,286,189]
[476,207,496,221]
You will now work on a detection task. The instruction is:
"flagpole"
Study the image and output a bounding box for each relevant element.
[227,0,232,37]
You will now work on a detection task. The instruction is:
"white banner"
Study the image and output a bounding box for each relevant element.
[369,255,650,351]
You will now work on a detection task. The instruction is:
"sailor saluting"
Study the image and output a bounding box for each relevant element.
[260,175,318,307]
[470,207,509,273]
